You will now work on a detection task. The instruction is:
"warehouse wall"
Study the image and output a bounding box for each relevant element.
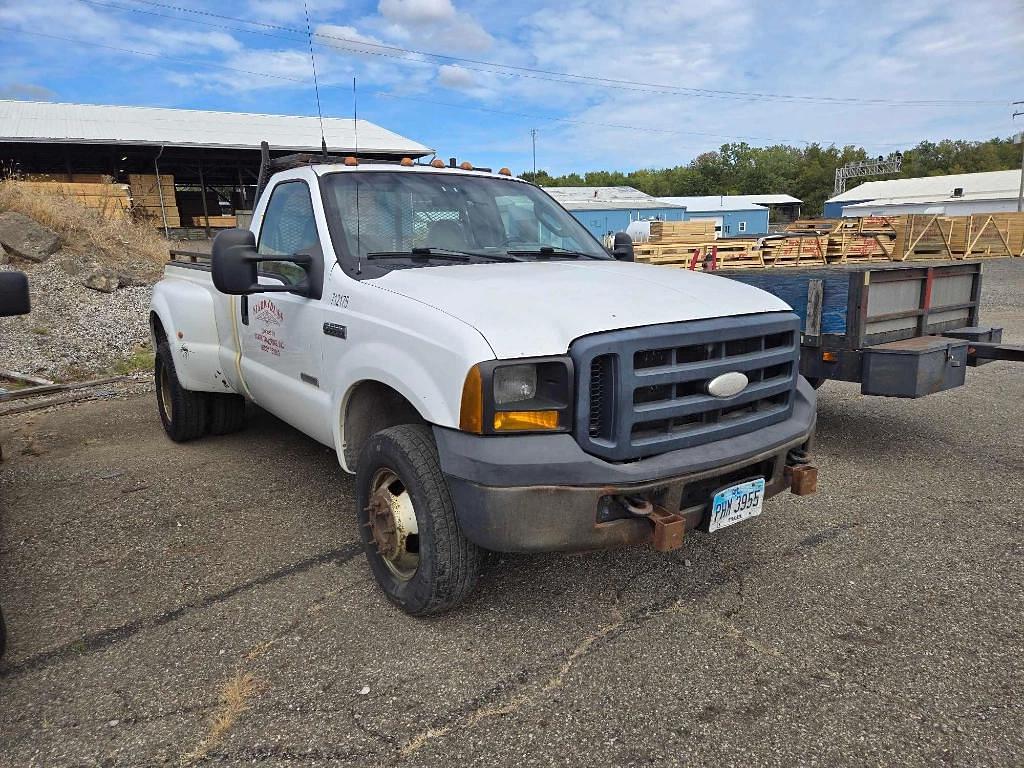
[825,200,866,217]
[685,209,770,236]
[840,199,1023,217]
[567,207,686,239]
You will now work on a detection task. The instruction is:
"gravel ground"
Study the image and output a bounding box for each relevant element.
[0,258,1022,766]
[0,254,152,380]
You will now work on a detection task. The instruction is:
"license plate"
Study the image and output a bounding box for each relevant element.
[708,478,766,533]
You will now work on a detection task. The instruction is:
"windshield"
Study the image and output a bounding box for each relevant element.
[320,171,610,266]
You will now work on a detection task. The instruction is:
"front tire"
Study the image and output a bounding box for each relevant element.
[355,424,481,615]
[155,341,208,442]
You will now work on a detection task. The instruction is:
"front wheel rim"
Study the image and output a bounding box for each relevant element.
[366,468,420,580]
[159,363,173,422]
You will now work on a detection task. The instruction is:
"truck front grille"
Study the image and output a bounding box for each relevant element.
[572,313,800,461]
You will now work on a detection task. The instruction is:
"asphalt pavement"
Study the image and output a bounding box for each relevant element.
[1,259,1022,767]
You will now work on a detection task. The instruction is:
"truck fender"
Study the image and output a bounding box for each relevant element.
[328,343,464,474]
[150,281,231,393]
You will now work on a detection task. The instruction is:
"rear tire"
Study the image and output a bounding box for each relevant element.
[155,341,208,442]
[209,393,247,435]
[356,424,481,615]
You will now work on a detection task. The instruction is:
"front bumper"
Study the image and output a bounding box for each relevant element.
[435,378,817,553]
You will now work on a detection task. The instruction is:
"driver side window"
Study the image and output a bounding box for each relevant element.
[258,182,321,286]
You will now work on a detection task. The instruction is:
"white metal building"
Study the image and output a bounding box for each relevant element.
[825,170,1023,218]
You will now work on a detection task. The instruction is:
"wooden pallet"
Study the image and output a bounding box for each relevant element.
[893,214,1023,261]
[190,215,237,228]
[761,235,828,267]
[635,238,763,270]
[826,231,896,264]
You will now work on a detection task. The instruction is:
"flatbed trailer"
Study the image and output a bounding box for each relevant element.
[724,261,1023,397]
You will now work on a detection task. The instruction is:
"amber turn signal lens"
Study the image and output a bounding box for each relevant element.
[459,364,484,434]
[493,410,559,432]
[822,351,838,362]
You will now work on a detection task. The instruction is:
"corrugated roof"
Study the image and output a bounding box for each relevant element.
[0,99,432,155]
[827,169,1022,204]
[544,185,686,211]
[658,195,768,212]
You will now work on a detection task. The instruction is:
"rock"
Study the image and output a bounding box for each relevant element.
[0,243,9,264]
[117,272,147,288]
[82,267,119,293]
[0,212,61,262]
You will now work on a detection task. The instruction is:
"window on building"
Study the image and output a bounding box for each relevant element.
[738,221,747,233]
[258,181,321,286]
[723,224,731,234]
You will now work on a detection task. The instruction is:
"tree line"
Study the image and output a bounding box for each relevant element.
[521,137,1022,216]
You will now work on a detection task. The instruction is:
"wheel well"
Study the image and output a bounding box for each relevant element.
[150,312,168,345]
[343,381,426,471]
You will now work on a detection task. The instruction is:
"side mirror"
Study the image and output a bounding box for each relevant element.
[211,228,313,297]
[0,271,30,317]
[611,232,634,262]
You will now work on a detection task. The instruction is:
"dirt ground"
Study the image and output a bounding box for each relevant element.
[1,259,1023,767]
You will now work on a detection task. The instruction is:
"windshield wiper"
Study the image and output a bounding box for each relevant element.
[506,246,596,259]
[367,247,519,263]
[366,247,471,262]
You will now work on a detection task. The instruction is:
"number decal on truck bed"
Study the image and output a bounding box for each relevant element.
[328,293,350,308]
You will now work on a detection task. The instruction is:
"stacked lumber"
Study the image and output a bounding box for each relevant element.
[761,234,828,267]
[784,219,838,233]
[23,173,115,184]
[128,173,179,227]
[190,215,237,228]
[648,220,717,244]
[14,181,130,218]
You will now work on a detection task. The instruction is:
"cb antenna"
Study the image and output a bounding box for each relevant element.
[302,0,327,157]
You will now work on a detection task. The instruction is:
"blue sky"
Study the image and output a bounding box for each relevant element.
[1,0,1021,174]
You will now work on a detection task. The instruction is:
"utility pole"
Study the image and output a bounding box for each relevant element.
[1014,102,1023,213]
[530,128,538,178]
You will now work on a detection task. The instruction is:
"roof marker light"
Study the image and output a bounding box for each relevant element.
[498,167,512,176]
[459,161,474,170]
[344,156,359,166]
[430,158,446,168]
[400,157,414,166]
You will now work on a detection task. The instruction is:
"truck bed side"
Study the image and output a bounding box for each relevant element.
[150,261,243,395]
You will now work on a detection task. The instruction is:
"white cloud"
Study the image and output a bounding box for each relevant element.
[378,0,455,24]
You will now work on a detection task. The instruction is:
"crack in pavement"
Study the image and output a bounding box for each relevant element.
[0,542,363,680]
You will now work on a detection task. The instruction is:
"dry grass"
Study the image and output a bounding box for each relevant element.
[0,180,170,279]
[181,671,263,765]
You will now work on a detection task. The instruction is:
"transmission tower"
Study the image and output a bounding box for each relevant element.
[834,153,903,195]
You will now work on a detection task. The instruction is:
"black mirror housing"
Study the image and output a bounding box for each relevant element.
[612,232,634,262]
[0,271,30,317]
[211,228,315,297]
[211,228,261,295]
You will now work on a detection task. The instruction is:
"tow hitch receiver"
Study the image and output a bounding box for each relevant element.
[786,464,818,496]
[648,506,686,552]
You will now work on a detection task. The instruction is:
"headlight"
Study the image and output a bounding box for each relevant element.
[459,357,573,434]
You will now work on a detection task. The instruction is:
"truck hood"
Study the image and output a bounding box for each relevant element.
[371,260,791,358]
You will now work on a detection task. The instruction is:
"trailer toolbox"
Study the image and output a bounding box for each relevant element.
[861,336,968,398]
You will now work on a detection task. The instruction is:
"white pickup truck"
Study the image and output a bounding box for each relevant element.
[150,156,817,614]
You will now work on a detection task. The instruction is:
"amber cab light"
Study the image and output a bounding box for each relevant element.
[822,351,838,362]
[494,410,560,432]
[344,156,359,166]
[430,158,446,168]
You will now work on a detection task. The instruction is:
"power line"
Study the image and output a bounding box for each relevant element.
[0,25,305,83]
[372,91,919,148]
[83,0,1011,109]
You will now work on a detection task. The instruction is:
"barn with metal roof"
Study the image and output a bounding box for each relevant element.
[0,100,432,233]
[823,170,1023,218]
[543,186,687,239]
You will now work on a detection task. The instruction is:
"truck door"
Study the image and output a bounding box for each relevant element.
[237,180,332,444]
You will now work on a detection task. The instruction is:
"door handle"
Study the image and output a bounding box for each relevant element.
[241,295,249,326]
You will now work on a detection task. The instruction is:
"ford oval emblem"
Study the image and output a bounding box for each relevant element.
[707,371,748,398]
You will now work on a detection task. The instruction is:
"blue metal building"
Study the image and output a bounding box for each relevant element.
[658,196,771,236]
[544,186,686,240]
